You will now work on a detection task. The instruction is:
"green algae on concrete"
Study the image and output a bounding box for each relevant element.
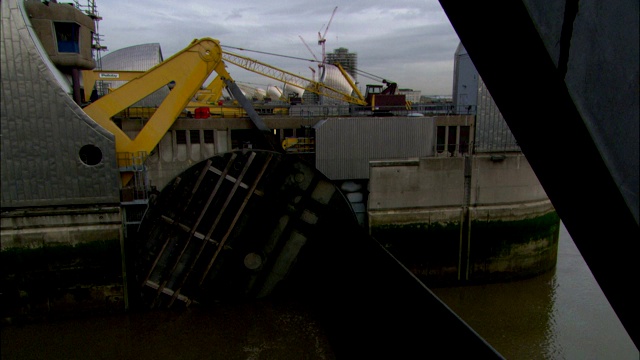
[371,221,463,284]
[1,239,125,322]
[468,212,560,282]
[1,206,126,321]
[370,211,560,285]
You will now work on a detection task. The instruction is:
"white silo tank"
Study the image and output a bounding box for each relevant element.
[267,85,283,99]
[283,83,305,98]
[255,88,267,99]
[320,64,355,95]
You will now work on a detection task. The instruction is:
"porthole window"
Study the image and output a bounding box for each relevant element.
[79,144,102,166]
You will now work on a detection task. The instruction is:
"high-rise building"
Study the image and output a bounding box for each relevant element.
[452,42,520,153]
[326,47,358,83]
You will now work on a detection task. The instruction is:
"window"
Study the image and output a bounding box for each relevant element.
[54,22,80,53]
[176,130,187,144]
[203,130,214,144]
[447,126,458,155]
[436,126,446,153]
[79,144,102,165]
[459,126,470,154]
[190,130,200,144]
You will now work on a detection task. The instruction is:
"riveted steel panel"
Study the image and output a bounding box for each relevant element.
[1,0,119,208]
[136,149,357,307]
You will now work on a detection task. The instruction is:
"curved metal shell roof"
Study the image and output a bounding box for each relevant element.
[97,43,168,107]
[101,43,164,71]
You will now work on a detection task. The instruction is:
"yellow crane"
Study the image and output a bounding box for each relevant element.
[185,49,370,117]
[83,45,380,121]
[80,37,404,188]
[220,50,367,106]
[82,38,274,186]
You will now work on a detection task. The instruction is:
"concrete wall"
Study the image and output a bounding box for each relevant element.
[122,117,322,191]
[471,155,548,204]
[24,0,96,69]
[140,129,229,191]
[369,154,548,210]
[369,158,464,210]
[0,1,125,321]
[1,206,125,321]
[368,154,559,285]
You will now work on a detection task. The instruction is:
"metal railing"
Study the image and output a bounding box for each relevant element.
[118,151,151,204]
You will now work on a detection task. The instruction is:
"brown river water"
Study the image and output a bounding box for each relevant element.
[1,223,637,359]
[430,222,638,359]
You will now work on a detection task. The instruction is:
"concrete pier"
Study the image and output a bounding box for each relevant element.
[1,206,125,320]
[368,154,559,285]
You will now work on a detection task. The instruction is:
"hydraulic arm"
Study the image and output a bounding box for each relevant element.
[82,70,145,101]
[82,38,232,186]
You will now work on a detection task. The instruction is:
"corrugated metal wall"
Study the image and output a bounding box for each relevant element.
[475,76,520,153]
[452,43,519,153]
[315,117,436,180]
[1,0,120,208]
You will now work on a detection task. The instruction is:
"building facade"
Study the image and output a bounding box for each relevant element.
[398,89,422,103]
[326,47,358,84]
[452,42,520,153]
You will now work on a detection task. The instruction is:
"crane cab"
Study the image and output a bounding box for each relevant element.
[364,83,406,115]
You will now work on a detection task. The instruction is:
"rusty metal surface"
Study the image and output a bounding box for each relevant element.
[135,149,353,308]
[132,149,504,358]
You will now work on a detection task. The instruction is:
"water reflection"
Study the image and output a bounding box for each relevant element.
[431,222,638,359]
[2,223,638,360]
[1,300,335,360]
[432,264,557,358]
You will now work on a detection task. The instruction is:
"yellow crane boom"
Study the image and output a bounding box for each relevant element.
[221,50,367,106]
[82,38,232,186]
[80,38,375,187]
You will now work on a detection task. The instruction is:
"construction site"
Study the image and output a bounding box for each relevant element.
[1,1,637,358]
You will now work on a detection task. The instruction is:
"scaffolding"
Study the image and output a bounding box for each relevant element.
[74,0,108,98]
[73,1,107,66]
[118,151,151,237]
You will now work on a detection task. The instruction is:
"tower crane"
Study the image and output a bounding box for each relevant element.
[309,67,316,82]
[299,35,321,80]
[318,6,338,67]
[299,35,320,63]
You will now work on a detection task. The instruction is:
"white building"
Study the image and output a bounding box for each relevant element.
[398,89,422,103]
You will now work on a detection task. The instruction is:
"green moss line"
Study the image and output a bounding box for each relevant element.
[372,221,461,243]
[1,239,122,274]
[372,222,462,265]
[471,212,560,245]
[371,211,559,244]
[370,212,560,267]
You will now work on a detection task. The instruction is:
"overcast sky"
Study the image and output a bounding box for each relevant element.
[94,0,462,96]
